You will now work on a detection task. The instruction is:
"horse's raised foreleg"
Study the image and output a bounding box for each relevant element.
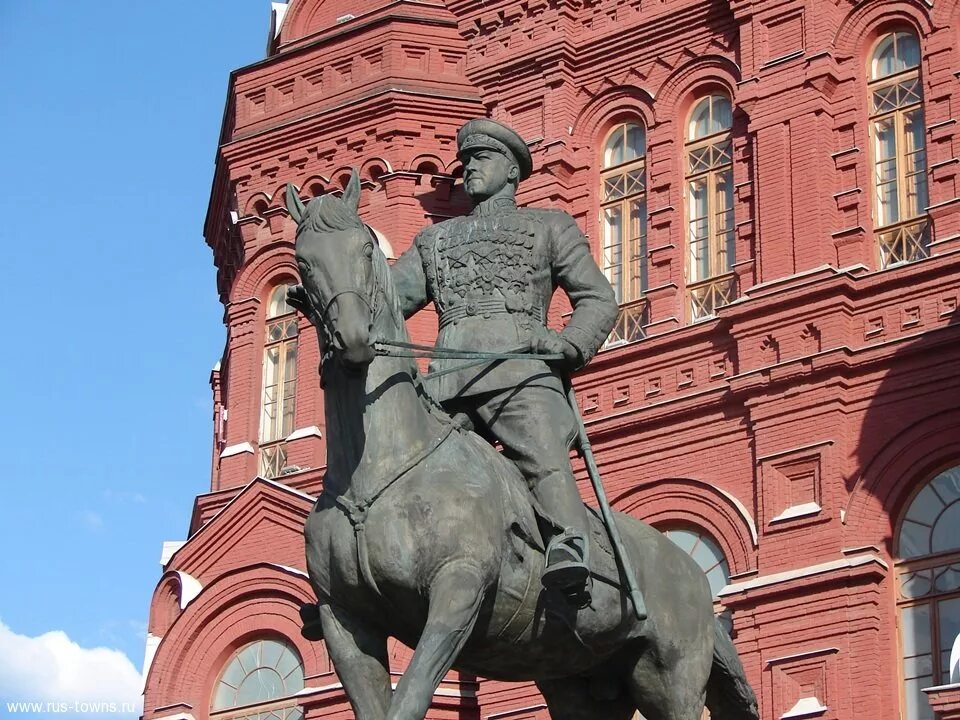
[318,602,393,720]
[387,560,487,720]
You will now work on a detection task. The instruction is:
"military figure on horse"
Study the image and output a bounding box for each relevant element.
[389,118,619,598]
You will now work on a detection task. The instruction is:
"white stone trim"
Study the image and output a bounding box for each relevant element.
[141,632,162,688]
[271,2,288,39]
[286,425,322,442]
[160,541,185,566]
[268,562,309,579]
[718,554,887,597]
[771,502,822,523]
[924,682,960,693]
[220,442,254,458]
[175,571,203,609]
[714,484,759,547]
[150,714,195,720]
[261,476,316,501]
[781,697,827,719]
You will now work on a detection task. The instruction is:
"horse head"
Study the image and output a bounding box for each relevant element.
[286,169,381,368]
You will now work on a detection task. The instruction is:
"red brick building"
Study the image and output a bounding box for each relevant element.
[142,1,960,720]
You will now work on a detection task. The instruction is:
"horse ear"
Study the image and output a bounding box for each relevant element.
[285,183,306,224]
[342,168,361,213]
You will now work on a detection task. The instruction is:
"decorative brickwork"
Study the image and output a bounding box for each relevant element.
[145,1,960,719]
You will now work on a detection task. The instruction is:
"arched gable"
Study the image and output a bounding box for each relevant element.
[654,55,742,135]
[232,243,299,303]
[573,86,657,150]
[143,564,330,716]
[167,477,315,584]
[833,0,934,62]
[843,409,960,552]
[613,477,757,576]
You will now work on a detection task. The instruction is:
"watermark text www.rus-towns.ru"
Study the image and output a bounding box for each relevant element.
[5,701,138,715]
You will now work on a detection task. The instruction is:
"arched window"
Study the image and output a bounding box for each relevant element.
[664,526,731,598]
[869,30,930,268]
[600,122,648,345]
[896,465,960,720]
[260,285,298,479]
[212,638,305,720]
[685,94,735,321]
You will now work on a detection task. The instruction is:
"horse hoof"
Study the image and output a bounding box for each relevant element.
[301,620,324,641]
[299,603,324,641]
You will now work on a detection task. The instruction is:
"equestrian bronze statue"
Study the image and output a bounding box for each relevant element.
[287,118,759,720]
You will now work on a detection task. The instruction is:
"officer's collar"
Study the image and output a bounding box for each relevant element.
[470,196,517,216]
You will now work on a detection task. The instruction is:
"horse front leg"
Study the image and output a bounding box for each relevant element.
[387,560,487,720]
[318,602,392,720]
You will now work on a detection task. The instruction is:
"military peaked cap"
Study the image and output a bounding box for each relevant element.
[457,118,533,181]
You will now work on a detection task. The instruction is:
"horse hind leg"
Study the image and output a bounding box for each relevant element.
[537,676,636,720]
[626,641,712,720]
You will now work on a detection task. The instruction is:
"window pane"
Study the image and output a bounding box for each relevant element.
[603,206,624,302]
[872,32,921,80]
[713,96,733,133]
[900,520,932,559]
[262,347,281,442]
[261,640,284,669]
[268,285,295,318]
[688,178,710,282]
[714,170,735,273]
[664,529,730,598]
[688,95,732,140]
[932,501,960,554]
[237,667,284,705]
[625,124,646,161]
[902,604,932,657]
[932,467,960,503]
[873,117,900,226]
[665,529,698,553]
[604,128,625,168]
[629,199,648,299]
[938,597,960,683]
[904,108,929,218]
[904,677,935,720]
[907,484,946,527]
[689,97,712,140]
[281,340,298,438]
[934,564,960,594]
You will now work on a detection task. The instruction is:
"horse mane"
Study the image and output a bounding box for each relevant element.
[370,242,406,336]
[298,193,364,235]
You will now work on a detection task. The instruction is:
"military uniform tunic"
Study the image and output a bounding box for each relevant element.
[391,196,618,404]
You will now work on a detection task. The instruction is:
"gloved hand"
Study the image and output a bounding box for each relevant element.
[529,326,582,370]
[286,284,316,318]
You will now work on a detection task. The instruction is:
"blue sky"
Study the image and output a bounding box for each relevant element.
[0,0,274,712]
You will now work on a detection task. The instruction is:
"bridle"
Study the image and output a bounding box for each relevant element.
[305,224,383,367]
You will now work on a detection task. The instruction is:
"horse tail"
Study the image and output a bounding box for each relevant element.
[705,618,759,720]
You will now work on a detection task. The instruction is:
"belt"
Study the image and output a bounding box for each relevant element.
[439,298,511,328]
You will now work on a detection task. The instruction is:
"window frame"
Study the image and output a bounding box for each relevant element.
[259,284,299,479]
[683,94,736,322]
[866,30,931,269]
[211,638,305,720]
[894,466,960,720]
[598,121,650,348]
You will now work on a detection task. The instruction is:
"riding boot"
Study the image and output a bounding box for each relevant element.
[534,470,592,599]
[542,529,590,592]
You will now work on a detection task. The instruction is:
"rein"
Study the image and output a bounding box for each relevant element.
[373,339,564,382]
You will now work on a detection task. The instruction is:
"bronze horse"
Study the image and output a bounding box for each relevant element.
[288,172,758,720]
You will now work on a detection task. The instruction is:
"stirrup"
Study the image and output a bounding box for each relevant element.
[542,529,590,592]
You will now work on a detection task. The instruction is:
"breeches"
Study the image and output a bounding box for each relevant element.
[443,377,588,533]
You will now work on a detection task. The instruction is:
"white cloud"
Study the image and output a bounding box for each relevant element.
[80,510,104,531]
[0,619,142,716]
